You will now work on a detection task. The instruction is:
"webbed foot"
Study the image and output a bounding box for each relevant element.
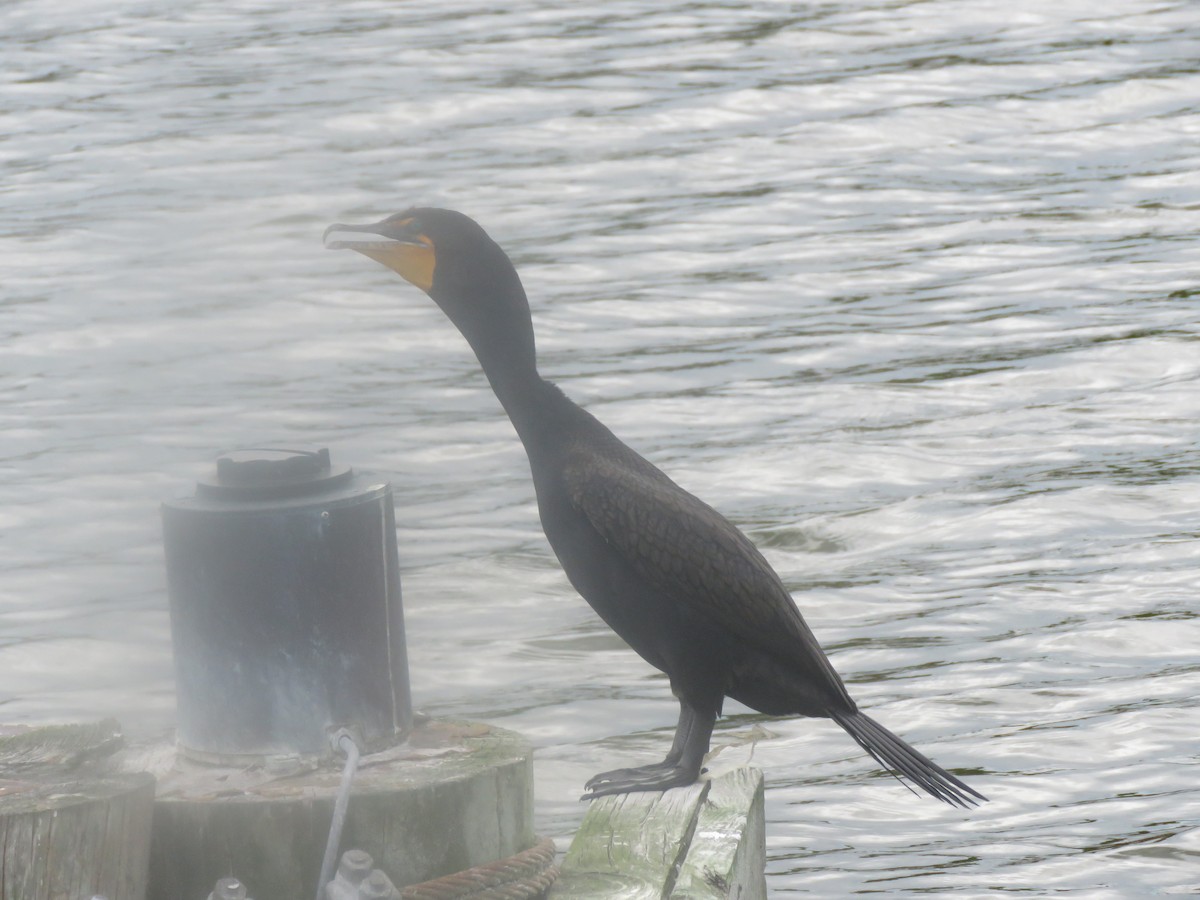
[580,761,704,799]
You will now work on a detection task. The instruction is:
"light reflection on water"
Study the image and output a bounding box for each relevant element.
[3,0,1199,894]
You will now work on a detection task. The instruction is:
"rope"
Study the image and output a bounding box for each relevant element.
[399,836,559,900]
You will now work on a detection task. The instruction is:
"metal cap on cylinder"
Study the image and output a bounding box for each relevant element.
[200,447,352,500]
[162,447,412,763]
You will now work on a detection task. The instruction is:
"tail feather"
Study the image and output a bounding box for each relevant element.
[830,709,986,808]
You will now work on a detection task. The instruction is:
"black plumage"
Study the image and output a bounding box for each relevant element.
[324,208,986,807]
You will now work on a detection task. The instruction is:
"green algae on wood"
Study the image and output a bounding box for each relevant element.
[551,767,765,899]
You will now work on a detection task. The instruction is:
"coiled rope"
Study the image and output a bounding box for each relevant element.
[398,836,559,900]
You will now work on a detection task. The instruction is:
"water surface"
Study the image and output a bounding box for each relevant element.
[3,0,1199,895]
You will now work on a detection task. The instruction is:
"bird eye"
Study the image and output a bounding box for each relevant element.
[388,216,425,242]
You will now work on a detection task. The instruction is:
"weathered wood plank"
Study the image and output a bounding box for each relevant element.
[551,780,707,900]
[0,772,155,899]
[551,767,765,900]
[0,720,154,900]
[2,782,158,900]
[671,768,765,899]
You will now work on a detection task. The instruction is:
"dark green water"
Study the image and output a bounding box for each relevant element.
[3,0,1199,894]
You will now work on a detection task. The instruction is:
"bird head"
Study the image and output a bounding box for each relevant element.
[324,206,523,298]
[323,210,438,290]
[324,207,534,372]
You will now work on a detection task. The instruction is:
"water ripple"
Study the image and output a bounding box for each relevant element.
[2,0,1198,893]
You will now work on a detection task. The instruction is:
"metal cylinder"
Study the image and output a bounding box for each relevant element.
[162,447,412,762]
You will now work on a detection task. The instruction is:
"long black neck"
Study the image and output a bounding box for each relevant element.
[473,322,552,442]
[429,268,554,441]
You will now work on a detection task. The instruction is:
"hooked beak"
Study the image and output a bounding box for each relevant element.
[323,222,423,251]
[323,218,436,292]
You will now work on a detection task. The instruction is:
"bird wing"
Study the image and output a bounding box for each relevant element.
[563,449,851,698]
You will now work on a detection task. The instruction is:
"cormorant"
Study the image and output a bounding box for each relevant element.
[324,208,986,807]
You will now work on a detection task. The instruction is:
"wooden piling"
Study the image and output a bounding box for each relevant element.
[130,718,534,900]
[550,767,766,900]
[0,721,155,900]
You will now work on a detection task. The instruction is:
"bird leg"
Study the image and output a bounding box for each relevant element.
[582,702,715,799]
